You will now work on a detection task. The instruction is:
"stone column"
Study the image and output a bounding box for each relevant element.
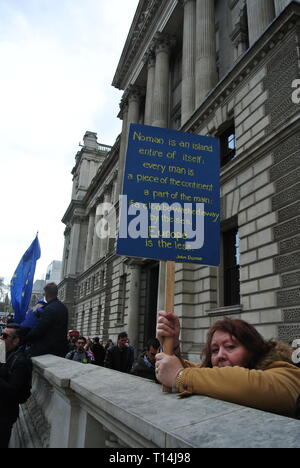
[67,220,81,276]
[84,210,95,270]
[127,263,141,350]
[195,0,218,107]
[61,229,70,280]
[91,203,101,265]
[246,0,275,46]
[181,0,196,125]
[152,34,172,128]
[100,190,111,259]
[117,86,141,198]
[144,52,156,126]
[112,175,118,204]
[127,86,141,132]
[274,0,291,15]
[116,100,128,197]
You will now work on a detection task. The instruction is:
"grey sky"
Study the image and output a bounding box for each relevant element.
[0,0,139,283]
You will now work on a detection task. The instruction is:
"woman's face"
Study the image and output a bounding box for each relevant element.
[210,330,251,368]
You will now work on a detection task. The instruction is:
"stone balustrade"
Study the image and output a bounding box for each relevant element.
[11,355,300,448]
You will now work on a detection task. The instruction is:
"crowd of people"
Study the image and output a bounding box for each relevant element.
[1,280,300,448]
[65,330,161,382]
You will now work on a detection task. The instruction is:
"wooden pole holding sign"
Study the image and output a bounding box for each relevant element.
[162,260,175,393]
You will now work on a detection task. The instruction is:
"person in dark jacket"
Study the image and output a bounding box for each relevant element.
[104,332,133,373]
[0,324,32,448]
[23,283,68,358]
[131,338,160,382]
[91,337,106,366]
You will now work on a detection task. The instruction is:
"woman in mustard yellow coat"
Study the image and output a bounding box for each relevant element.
[155,311,300,418]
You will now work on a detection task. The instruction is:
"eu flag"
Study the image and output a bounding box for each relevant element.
[10,235,41,324]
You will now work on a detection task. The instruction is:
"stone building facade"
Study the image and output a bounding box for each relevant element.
[59,0,300,359]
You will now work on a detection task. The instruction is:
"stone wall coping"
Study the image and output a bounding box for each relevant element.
[32,355,66,371]
[32,355,98,389]
[32,356,300,448]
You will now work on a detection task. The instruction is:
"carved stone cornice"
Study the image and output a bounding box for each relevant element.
[142,48,156,68]
[72,216,86,225]
[112,0,163,90]
[129,84,145,101]
[119,97,129,119]
[153,32,176,55]
[64,226,71,236]
[62,199,84,225]
[119,84,144,112]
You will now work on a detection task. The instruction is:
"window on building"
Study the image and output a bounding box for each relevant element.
[219,124,236,166]
[223,226,240,306]
[94,272,99,289]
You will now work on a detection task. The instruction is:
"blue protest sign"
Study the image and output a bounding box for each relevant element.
[117,124,220,266]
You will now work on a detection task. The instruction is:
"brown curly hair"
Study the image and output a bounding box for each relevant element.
[201,318,276,369]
